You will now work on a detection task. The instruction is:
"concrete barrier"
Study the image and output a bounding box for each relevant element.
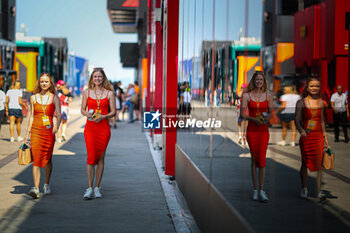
[175,145,255,233]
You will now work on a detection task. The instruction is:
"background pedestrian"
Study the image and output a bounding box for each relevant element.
[276,86,300,146]
[330,85,349,143]
[5,80,28,142]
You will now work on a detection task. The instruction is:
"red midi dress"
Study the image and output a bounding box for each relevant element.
[31,95,56,168]
[299,101,324,172]
[84,91,111,165]
[246,93,270,167]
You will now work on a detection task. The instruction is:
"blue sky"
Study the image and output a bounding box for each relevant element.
[16,0,137,85]
[16,0,262,85]
[179,0,262,58]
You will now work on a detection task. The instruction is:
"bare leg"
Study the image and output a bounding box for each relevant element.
[300,161,308,188]
[9,116,15,137]
[290,120,297,142]
[316,170,322,193]
[62,120,67,137]
[16,117,22,137]
[57,124,62,139]
[238,121,242,137]
[282,121,288,140]
[87,164,95,188]
[45,159,53,184]
[251,156,257,190]
[259,167,266,190]
[33,166,41,188]
[242,120,248,140]
[95,152,106,187]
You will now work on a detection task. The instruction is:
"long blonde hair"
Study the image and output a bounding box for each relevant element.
[88,68,113,91]
[247,71,268,92]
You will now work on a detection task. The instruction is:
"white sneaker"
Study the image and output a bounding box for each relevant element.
[300,188,308,199]
[317,191,327,202]
[83,187,93,200]
[244,139,248,146]
[10,137,15,142]
[57,138,63,143]
[290,141,296,147]
[17,136,23,142]
[43,184,51,195]
[238,136,242,145]
[29,187,40,199]
[252,189,258,201]
[277,140,286,146]
[259,190,269,202]
[94,187,102,198]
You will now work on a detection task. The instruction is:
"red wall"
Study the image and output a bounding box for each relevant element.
[325,0,350,62]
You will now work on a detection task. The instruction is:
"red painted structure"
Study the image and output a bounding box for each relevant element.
[294,0,350,123]
[154,0,163,136]
[145,0,179,176]
[163,0,179,176]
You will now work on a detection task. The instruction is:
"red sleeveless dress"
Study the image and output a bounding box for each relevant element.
[299,100,324,172]
[31,94,56,168]
[246,93,270,167]
[84,90,111,165]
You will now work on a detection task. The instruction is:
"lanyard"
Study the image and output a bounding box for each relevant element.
[40,93,51,116]
[306,96,319,118]
[93,88,104,113]
[253,90,262,112]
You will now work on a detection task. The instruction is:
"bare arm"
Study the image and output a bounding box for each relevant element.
[295,99,306,137]
[240,93,260,124]
[81,89,92,118]
[320,101,330,148]
[330,101,337,113]
[53,95,61,134]
[24,95,35,143]
[19,97,28,110]
[276,101,286,114]
[5,96,9,116]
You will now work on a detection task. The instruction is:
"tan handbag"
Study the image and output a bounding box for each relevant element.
[18,143,32,165]
[130,94,139,104]
[322,148,334,170]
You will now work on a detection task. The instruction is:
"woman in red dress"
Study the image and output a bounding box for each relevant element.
[295,77,330,201]
[240,71,274,202]
[81,68,116,200]
[25,73,61,199]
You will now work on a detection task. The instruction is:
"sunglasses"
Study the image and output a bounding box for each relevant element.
[93,67,104,71]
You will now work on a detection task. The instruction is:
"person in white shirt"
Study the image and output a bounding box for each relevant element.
[183,82,191,116]
[330,85,349,143]
[0,88,6,131]
[5,81,28,142]
[276,86,300,146]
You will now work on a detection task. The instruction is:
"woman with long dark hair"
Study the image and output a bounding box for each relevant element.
[25,73,61,199]
[240,71,274,202]
[81,68,116,200]
[295,76,330,201]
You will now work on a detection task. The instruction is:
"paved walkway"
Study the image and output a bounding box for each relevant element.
[0,98,176,233]
[177,104,350,233]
